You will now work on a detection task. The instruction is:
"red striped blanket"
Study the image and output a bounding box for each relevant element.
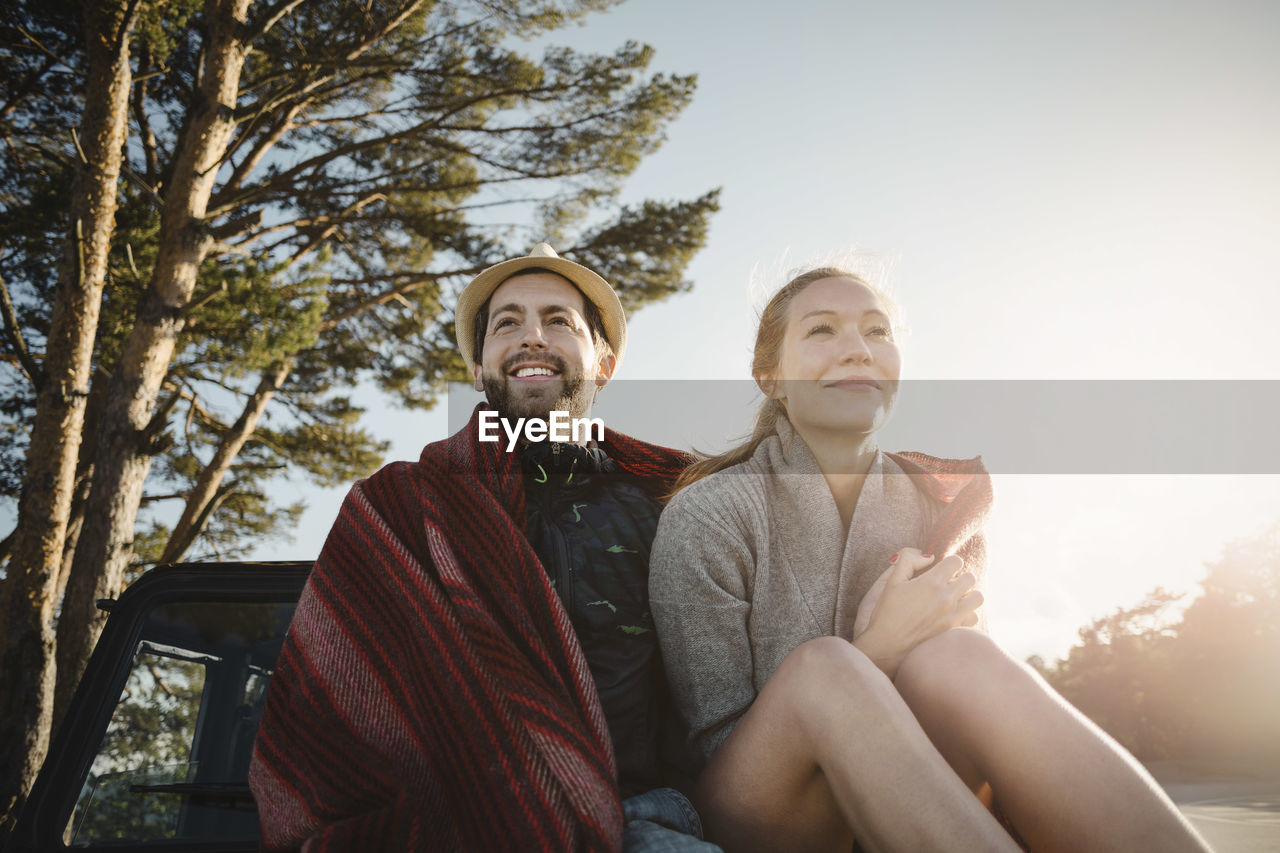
[249,406,689,851]
[887,451,991,571]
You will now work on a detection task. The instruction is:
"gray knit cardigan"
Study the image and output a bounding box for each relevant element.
[649,418,991,767]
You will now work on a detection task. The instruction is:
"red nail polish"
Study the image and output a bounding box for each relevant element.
[889,553,898,563]
[922,553,933,560]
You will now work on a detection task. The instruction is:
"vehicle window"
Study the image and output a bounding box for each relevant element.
[65,600,294,846]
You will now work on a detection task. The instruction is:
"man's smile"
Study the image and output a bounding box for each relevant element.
[510,362,561,380]
[504,356,560,379]
[502,351,567,383]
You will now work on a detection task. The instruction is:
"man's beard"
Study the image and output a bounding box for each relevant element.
[482,352,595,425]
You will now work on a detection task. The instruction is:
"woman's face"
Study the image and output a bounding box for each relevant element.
[762,276,901,440]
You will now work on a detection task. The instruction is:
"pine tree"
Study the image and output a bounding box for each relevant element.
[0,0,718,822]
[0,0,143,824]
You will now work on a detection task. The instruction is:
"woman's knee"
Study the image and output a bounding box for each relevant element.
[763,637,903,752]
[895,627,1011,704]
[771,636,887,701]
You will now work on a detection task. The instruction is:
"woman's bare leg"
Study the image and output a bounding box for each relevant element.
[694,636,1022,853]
[894,628,1212,853]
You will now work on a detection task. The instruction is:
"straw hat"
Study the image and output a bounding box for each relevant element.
[454,243,627,369]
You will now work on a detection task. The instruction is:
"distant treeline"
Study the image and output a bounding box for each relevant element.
[1031,523,1280,766]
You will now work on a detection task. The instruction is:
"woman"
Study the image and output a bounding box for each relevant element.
[649,268,1209,852]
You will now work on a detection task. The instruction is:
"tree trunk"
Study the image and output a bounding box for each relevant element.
[55,368,109,604]
[158,359,292,564]
[0,0,137,828]
[45,372,109,729]
[54,0,255,721]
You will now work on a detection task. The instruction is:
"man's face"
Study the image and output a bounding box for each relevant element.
[472,272,615,423]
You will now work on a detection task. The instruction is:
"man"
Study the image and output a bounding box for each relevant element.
[249,245,716,851]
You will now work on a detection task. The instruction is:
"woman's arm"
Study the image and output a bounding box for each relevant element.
[649,497,758,770]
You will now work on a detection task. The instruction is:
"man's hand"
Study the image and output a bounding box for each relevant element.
[852,548,982,679]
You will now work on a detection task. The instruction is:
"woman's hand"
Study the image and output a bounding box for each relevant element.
[852,548,982,679]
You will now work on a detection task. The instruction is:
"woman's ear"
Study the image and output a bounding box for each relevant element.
[755,372,780,400]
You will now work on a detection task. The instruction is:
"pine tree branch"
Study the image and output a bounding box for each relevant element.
[119,164,166,210]
[24,138,162,210]
[261,192,388,273]
[339,0,427,63]
[140,492,192,504]
[162,481,237,563]
[160,358,291,565]
[172,369,281,411]
[163,379,227,433]
[326,272,445,287]
[229,0,427,172]
[244,0,309,42]
[437,95,659,136]
[183,281,228,315]
[233,59,525,146]
[214,118,441,210]
[224,169,509,234]
[289,102,419,128]
[235,60,394,122]
[209,208,263,242]
[223,139,586,221]
[229,62,398,176]
[319,267,491,332]
[14,24,75,71]
[0,270,42,389]
[426,136,593,181]
[132,45,160,186]
[212,71,578,215]
[227,64,421,175]
[0,57,58,122]
[143,390,184,449]
[145,662,177,697]
[114,0,146,57]
[223,103,307,192]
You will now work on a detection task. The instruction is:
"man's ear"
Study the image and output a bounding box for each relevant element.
[593,352,617,388]
[472,361,484,393]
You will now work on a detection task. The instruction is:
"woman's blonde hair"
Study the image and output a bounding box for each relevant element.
[669,265,898,497]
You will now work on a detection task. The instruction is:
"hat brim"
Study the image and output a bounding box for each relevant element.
[455,254,627,370]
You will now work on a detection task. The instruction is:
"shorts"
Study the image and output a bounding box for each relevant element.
[622,787,721,852]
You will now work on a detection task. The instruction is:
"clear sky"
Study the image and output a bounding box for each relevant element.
[260,0,1280,660]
